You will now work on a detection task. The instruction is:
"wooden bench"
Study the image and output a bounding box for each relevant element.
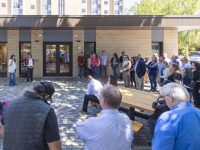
[132,121,143,133]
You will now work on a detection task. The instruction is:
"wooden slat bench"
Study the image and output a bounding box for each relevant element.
[132,121,143,133]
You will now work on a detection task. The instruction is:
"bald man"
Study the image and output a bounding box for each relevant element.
[76,85,134,150]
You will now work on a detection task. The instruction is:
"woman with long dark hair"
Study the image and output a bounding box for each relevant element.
[110,53,119,77]
[191,62,200,108]
[91,53,100,78]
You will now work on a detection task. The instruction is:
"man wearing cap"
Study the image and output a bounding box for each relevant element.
[0,82,61,150]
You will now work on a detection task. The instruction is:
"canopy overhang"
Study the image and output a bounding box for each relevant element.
[0,15,199,31]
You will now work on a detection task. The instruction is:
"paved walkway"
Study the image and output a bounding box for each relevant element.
[0,78,152,150]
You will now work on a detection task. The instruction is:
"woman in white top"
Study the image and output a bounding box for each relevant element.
[26,53,34,83]
[160,61,170,81]
[8,54,17,86]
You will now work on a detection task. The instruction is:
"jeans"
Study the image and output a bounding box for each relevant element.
[78,67,85,78]
[82,95,99,112]
[27,67,33,82]
[149,74,157,91]
[91,66,99,78]
[9,69,16,86]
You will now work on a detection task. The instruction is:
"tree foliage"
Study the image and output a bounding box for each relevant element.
[129,0,200,55]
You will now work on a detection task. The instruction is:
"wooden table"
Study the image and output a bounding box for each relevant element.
[118,86,157,119]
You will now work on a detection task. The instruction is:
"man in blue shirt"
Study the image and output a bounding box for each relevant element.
[76,84,134,150]
[152,83,200,150]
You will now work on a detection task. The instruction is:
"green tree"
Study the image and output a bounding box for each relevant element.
[129,0,200,56]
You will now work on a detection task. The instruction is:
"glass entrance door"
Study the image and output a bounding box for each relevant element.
[0,43,8,77]
[44,43,72,76]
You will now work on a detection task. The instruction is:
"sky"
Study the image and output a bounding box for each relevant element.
[124,0,141,14]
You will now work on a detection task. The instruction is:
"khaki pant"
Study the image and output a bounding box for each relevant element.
[135,73,144,90]
[123,73,130,87]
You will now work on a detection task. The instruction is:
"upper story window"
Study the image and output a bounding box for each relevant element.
[1,3,6,7]
[82,9,86,13]
[13,3,20,8]
[104,1,108,5]
[82,0,86,3]
[104,10,108,14]
[30,5,35,9]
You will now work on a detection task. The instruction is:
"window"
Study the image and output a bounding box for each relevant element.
[82,0,86,3]
[104,1,108,5]
[30,5,35,9]
[82,9,86,13]
[13,3,20,8]
[104,10,108,14]
[1,3,6,7]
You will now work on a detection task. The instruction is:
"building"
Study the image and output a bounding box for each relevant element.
[0,0,124,15]
[0,15,200,78]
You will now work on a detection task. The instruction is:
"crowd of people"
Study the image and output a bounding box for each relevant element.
[78,51,200,108]
[1,51,199,150]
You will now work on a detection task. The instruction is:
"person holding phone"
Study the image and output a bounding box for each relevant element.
[8,54,17,86]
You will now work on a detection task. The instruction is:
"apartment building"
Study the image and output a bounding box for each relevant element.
[0,0,124,15]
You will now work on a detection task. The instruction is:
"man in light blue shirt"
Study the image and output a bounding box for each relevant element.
[76,85,134,150]
[152,83,200,150]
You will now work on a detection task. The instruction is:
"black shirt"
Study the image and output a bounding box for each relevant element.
[44,108,60,143]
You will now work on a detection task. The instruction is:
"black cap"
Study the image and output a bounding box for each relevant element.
[34,82,55,101]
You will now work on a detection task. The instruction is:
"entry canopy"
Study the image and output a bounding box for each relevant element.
[0,15,200,31]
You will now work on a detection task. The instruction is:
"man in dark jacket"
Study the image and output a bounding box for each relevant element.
[134,54,146,90]
[0,82,61,150]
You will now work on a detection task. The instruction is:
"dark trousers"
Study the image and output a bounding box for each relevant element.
[100,65,107,78]
[130,71,136,87]
[149,74,157,91]
[82,95,99,112]
[193,86,200,108]
[147,118,157,137]
[27,67,33,82]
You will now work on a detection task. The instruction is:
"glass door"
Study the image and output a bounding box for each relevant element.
[19,43,31,77]
[0,43,8,77]
[44,43,72,76]
[84,42,96,59]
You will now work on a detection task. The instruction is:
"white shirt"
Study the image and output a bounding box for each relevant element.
[8,59,16,73]
[27,58,33,67]
[160,67,170,80]
[76,109,134,150]
[86,79,103,100]
[100,54,108,66]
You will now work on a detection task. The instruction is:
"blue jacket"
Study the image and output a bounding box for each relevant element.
[147,62,158,76]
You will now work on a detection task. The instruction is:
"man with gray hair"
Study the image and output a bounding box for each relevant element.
[152,83,200,150]
[76,85,134,150]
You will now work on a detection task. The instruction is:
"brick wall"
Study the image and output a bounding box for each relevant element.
[31,30,43,77]
[7,30,19,77]
[163,30,178,58]
[96,30,152,74]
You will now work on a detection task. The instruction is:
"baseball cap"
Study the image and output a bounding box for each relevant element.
[34,82,55,101]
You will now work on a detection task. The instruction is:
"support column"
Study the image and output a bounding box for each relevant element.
[73,30,84,77]
[31,30,43,77]
[163,30,178,57]
[7,30,19,77]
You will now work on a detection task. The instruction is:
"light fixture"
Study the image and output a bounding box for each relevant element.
[74,34,78,37]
